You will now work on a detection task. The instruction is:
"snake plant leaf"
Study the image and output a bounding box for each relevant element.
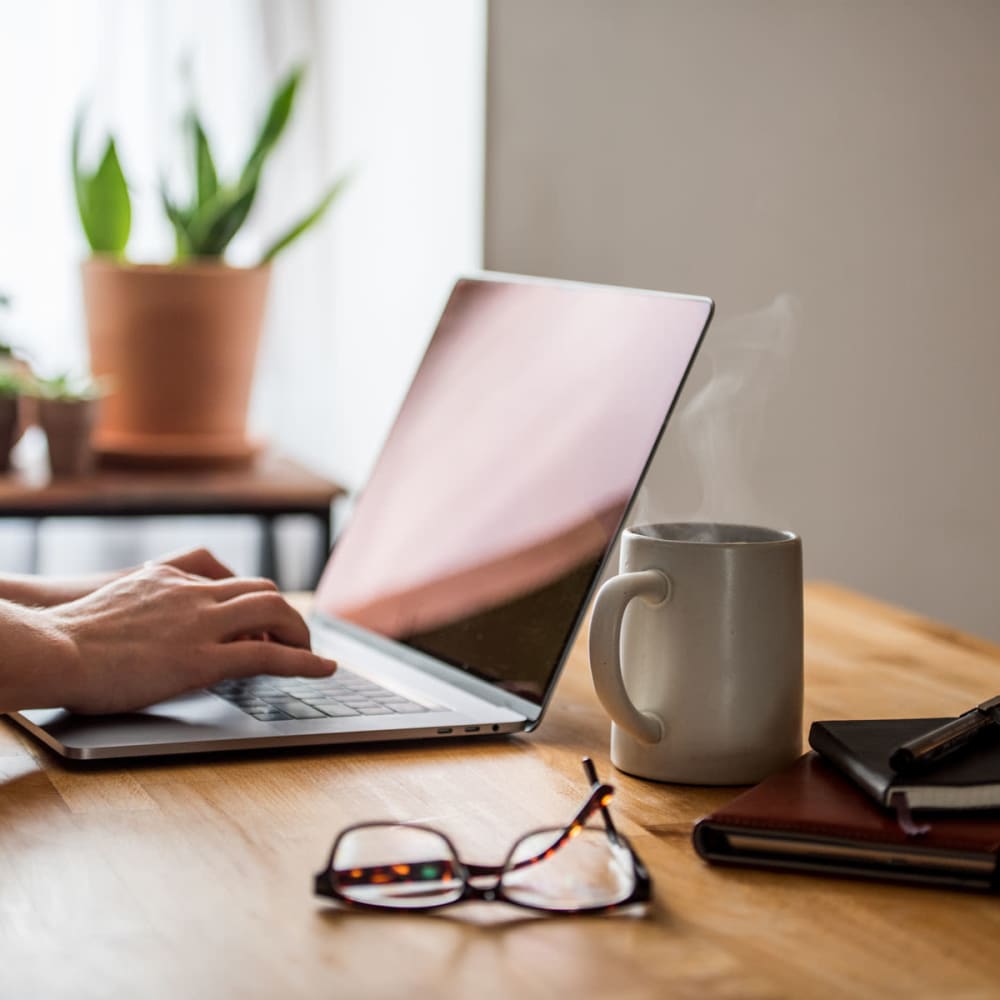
[240,65,302,187]
[187,66,304,258]
[72,124,132,256]
[189,111,219,209]
[187,181,258,258]
[161,180,195,259]
[259,173,350,264]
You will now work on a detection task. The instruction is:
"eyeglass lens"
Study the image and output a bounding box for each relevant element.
[501,826,636,911]
[332,824,465,909]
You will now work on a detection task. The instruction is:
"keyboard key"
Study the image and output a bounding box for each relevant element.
[315,705,361,718]
[385,701,429,713]
[247,708,292,722]
[281,704,326,720]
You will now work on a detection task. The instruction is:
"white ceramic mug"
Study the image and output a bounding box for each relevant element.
[589,523,803,785]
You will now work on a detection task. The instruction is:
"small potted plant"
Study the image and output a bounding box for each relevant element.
[0,293,25,377]
[73,65,347,465]
[30,373,105,479]
[0,370,25,473]
[0,292,37,443]
[0,293,13,370]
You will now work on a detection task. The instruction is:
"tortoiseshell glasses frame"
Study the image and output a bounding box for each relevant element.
[313,758,652,914]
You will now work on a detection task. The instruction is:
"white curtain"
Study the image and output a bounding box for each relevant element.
[0,0,485,580]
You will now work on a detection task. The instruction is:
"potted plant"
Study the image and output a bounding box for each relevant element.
[0,292,13,367]
[0,293,25,377]
[73,66,347,465]
[0,292,37,442]
[0,370,25,473]
[28,373,105,478]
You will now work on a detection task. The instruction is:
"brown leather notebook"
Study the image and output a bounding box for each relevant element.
[693,753,1000,891]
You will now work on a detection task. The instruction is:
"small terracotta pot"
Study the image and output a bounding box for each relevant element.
[38,397,98,478]
[0,397,17,473]
[0,356,37,440]
[81,259,271,463]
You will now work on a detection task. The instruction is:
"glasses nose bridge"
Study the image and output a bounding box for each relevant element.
[464,863,505,901]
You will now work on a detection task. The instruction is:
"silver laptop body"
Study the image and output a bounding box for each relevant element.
[10,273,713,760]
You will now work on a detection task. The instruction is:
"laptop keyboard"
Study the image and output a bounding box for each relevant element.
[211,668,436,723]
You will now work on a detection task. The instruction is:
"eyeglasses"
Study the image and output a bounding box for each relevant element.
[313,758,651,914]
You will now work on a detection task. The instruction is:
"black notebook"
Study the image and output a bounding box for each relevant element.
[809,718,1000,812]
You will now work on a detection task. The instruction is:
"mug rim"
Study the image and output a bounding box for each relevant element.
[627,522,799,546]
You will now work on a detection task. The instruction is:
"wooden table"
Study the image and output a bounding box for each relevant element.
[2,583,1000,999]
[0,451,345,588]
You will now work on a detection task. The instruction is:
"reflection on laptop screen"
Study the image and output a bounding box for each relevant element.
[315,277,712,703]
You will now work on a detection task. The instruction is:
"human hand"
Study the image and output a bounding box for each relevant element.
[41,563,336,714]
[0,547,239,609]
[151,547,235,581]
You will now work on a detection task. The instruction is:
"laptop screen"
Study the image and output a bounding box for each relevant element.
[315,276,712,704]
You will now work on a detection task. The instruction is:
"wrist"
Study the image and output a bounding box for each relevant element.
[0,570,124,608]
[0,602,81,712]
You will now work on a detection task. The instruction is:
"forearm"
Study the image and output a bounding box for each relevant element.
[0,571,119,608]
[0,600,78,713]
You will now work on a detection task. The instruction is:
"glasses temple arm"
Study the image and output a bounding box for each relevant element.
[503,759,619,872]
[503,782,615,872]
[582,757,620,838]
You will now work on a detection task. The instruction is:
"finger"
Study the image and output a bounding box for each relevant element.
[159,547,235,580]
[212,592,312,649]
[199,576,279,602]
[209,642,338,681]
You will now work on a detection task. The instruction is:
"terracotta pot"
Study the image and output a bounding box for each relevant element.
[0,396,17,473]
[0,356,37,441]
[81,259,271,464]
[37,397,98,478]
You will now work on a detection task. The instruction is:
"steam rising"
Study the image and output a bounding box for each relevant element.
[634,293,799,528]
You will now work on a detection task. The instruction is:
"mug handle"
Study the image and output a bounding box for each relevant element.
[589,569,670,745]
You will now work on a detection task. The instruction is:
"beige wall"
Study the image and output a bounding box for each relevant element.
[485,0,1000,641]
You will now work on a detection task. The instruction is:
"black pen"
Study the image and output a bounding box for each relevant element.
[889,695,1000,773]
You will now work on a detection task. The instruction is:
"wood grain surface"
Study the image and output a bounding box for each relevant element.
[2,582,1000,1000]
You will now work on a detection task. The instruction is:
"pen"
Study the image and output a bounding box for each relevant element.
[889,695,1000,773]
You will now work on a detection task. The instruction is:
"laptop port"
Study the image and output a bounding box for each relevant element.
[437,727,453,734]
[463,726,481,733]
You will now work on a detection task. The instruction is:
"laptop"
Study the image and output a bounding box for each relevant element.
[11,273,713,761]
